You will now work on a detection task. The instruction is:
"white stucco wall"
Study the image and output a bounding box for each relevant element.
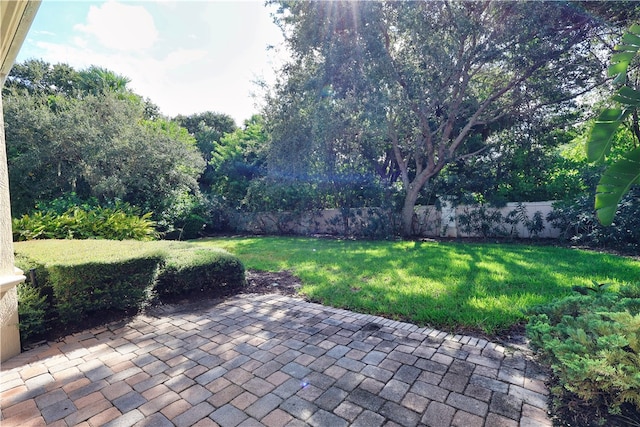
[1,0,41,362]
[0,95,24,361]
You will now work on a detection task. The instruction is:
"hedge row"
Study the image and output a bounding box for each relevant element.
[14,240,245,344]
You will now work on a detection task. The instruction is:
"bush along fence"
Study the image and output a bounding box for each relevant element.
[227,201,561,239]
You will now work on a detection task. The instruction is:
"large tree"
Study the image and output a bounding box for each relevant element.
[268,1,606,235]
[173,112,236,164]
[209,115,269,206]
[173,112,237,191]
[4,62,204,217]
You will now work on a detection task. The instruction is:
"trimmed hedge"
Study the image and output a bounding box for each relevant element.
[156,248,245,297]
[49,257,162,325]
[14,240,245,345]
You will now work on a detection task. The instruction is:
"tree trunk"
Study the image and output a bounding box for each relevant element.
[400,184,422,237]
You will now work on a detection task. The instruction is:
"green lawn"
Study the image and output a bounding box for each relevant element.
[195,237,640,334]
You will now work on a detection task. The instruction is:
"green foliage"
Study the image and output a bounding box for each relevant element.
[547,188,640,253]
[439,126,590,205]
[155,248,245,297]
[141,118,197,149]
[16,281,49,343]
[12,207,157,241]
[4,61,205,225]
[156,191,207,240]
[505,203,545,238]
[457,203,545,239]
[173,111,237,174]
[33,193,102,215]
[208,115,269,206]
[242,168,390,214]
[527,284,640,425]
[268,0,606,236]
[49,257,162,326]
[457,206,508,238]
[3,60,80,97]
[587,24,640,226]
[244,177,327,212]
[77,66,131,96]
[14,240,245,343]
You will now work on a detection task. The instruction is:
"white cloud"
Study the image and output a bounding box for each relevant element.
[35,30,56,37]
[19,1,288,124]
[74,1,159,51]
[163,49,208,70]
[72,37,88,49]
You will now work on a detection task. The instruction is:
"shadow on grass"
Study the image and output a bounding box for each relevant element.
[197,237,640,335]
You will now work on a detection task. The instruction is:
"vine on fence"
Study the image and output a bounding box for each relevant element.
[230,203,546,240]
[456,203,545,238]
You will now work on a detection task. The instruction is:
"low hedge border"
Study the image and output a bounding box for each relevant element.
[14,240,245,346]
[155,248,245,297]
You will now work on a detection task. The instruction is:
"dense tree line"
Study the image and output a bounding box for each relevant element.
[4,61,203,229]
[3,60,271,235]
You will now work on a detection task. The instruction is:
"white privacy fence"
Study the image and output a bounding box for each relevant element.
[228,201,561,239]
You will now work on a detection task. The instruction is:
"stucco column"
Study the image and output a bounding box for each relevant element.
[0,95,24,362]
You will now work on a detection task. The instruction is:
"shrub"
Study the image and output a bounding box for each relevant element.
[526,284,640,426]
[547,188,640,253]
[49,256,162,326]
[504,202,545,238]
[457,205,508,238]
[243,177,326,212]
[16,281,49,343]
[13,206,158,241]
[155,247,245,297]
[14,240,245,343]
[157,191,208,240]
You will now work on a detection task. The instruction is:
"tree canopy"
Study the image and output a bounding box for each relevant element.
[4,61,204,219]
[266,0,608,235]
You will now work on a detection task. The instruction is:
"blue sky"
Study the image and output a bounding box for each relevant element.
[17,0,287,125]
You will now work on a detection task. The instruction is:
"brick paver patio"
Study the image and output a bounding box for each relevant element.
[0,294,552,426]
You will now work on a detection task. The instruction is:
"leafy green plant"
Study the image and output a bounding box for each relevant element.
[49,257,162,326]
[527,284,640,426]
[547,189,640,253]
[155,248,245,297]
[16,281,49,343]
[457,205,507,238]
[505,203,545,238]
[157,191,209,240]
[587,24,640,226]
[243,177,327,213]
[12,206,157,241]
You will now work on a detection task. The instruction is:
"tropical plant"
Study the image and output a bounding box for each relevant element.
[12,206,158,241]
[547,188,640,253]
[587,24,640,226]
